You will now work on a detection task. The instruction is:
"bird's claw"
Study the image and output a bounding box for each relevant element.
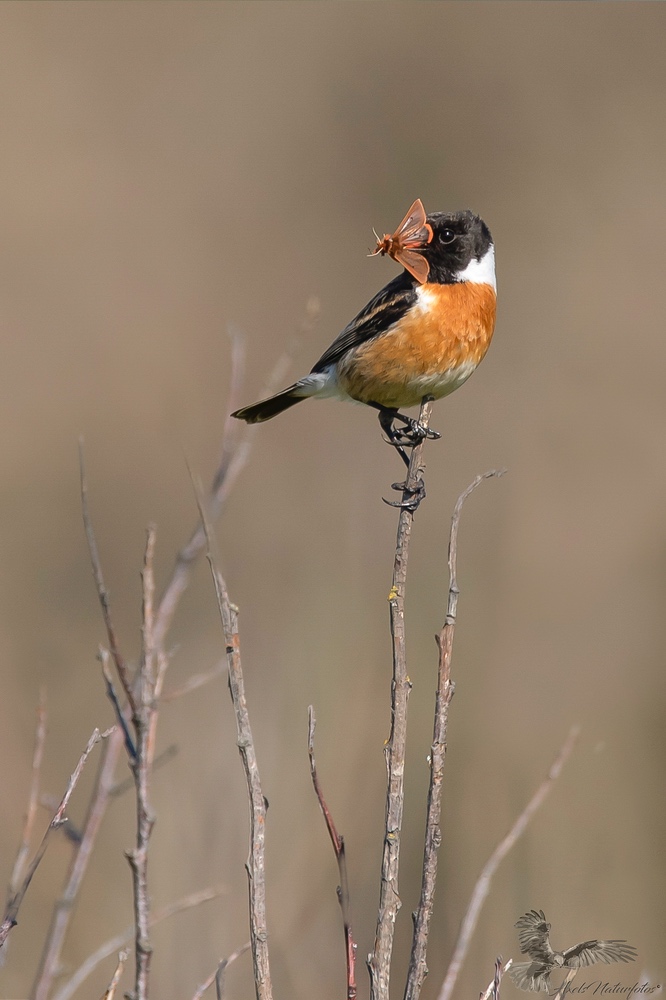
[382,478,426,511]
[391,419,441,445]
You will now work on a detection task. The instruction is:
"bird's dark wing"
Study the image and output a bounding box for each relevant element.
[515,910,555,960]
[311,272,417,373]
[510,962,552,992]
[563,940,638,969]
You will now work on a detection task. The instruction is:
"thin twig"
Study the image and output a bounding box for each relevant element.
[80,440,136,714]
[192,941,252,1000]
[480,958,512,1000]
[63,335,261,1000]
[154,301,318,654]
[153,310,314,655]
[54,885,227,1000]
[195,488,273,1000]
[405,471,504,1000]
[0,727,114,950]
[126,526,159,1000]
[100,948,129,1000]
[33,728,124,1000]
[308,706,358,1000]
[143,523,162,771]
[141,525,157,694]
[151,329,249,693]
[369,398,433,1000]
[8,690,47,896]
[153,327,246,651]
[0,692,48,969]
[162,661,226,702]
[99,648,136,759]
[110,744,178,798]
[437,726,580,1000]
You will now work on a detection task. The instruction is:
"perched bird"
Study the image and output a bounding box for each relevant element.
[510,909,637,992]
[231,199,497,482]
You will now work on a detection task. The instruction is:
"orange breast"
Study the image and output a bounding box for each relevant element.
[337,282,497,409]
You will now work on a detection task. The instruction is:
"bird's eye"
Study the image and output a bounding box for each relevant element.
[439,228,456,245]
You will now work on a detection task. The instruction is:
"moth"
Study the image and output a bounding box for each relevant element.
[370,198,434,283]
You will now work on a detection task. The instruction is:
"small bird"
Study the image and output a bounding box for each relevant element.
[510,909,637,992]
[232,199,496,500]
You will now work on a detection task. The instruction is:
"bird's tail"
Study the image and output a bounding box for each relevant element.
[231,385,306,424]
[510,963,550,992]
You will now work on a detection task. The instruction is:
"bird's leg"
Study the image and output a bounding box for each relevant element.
[377,407,411,468]
[373,403,440,463]
[375,401,436,511]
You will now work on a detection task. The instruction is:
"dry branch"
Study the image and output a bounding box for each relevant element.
[80,468,158,1000]
[0,727,114,950]
[480,958,512,1000]
[126,526,159,1000]
[109,744,178,798]
[437,726,580,1000]
[33,727,124,1000]
[153,308,316,655]
[7,691,47,902]
[153,328,248,653]
[191,941,252,1000]
[308,706,358,1000]
[54,885,226,1000]
[71,333,256,1000]
[163,660,226,702]
[405,471,503,1000]
[369,398,433,1000]
[99,648,136,759]
[100,948,129,1000]
[198,496,273,1000]
[80,441,136,714]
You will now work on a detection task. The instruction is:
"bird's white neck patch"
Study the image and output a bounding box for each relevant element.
[458,244,496,291]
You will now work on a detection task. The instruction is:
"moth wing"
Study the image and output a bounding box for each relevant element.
[395,247,430,284]
[393,199,433,248]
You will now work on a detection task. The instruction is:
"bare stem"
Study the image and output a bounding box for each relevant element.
[54,885,226,1000]
[437,726,580,1000]
[163,660,226,701]
[100,948,129,1000]
[99,648,136,759]
[308,706,358,1000]
[405,471,503,1000]
[191,941,252,1000]
[0,727,113,950]
[33,727,123,1000]
[369,398,432,1000]
[197,495,272,1000]
[80,441,136,714]
[480,958,512,1000]
[126,526,159,1000]
[7,690,47,899]
[153,329,247,653]
[68,331,260,1000]
[153,311,314,655]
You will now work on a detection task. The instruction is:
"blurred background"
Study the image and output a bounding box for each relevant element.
[0,3,664,998]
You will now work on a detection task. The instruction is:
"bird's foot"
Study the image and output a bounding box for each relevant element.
[382,477,426,511]
[391,413,441,445]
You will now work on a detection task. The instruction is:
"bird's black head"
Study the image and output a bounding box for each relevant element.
[420,210,494,285]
